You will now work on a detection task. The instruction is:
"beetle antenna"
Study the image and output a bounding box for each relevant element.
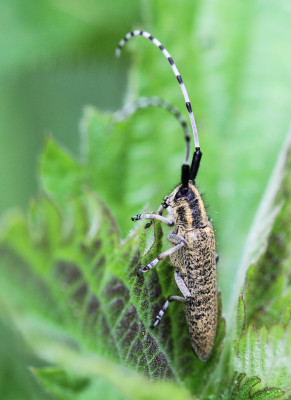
[116,30,202,186]
[190,148,202,183]
[114,96,190,167]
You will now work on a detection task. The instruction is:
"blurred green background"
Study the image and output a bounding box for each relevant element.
[0,0,140,212]
[0,0,290,396]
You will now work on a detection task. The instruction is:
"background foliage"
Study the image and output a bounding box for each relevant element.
[0,0,291,399]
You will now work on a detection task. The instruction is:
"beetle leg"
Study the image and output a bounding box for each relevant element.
[137,241,185,275]
[152,269,191,327]
[168,232,185,245]
[216,253,219,264]
[145,203,165,229]
[132,213,174,227]
[152,295,189,328]
[174,269,191,297]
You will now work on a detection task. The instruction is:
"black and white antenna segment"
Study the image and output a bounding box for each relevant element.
[114,96,191,166]
[116,30,200,151]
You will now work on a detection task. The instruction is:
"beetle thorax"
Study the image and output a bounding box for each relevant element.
[166,182,207,229]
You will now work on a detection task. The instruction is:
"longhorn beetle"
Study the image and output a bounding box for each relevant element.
[116,30,217,362]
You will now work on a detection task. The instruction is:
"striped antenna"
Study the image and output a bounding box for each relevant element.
[116,30,200,151]
[114,96,190,166]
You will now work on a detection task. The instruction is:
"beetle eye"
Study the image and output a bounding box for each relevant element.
[175,187,189,199]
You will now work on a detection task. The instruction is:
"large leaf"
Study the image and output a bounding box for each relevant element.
[2,104,291,400]
[30,336,196,400]
[0,129,225,398]
[242,132,291,329]
[233,323,291,391]
[229,297,291,399]
[213,133,291,399]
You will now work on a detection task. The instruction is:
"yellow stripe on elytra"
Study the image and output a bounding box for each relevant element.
[185,202,194,226]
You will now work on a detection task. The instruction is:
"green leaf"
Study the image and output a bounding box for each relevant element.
[29,336,196,400]
[236,294,246,338]
[0,191,225,395]
[224,134,291,400]
[240,132,291,329]
[39,137,85,206]
[229,373,284,400]
[233,322,291,393]
[0,115,227,398]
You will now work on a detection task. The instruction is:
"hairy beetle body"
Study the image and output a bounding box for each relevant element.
[167,183,217,361]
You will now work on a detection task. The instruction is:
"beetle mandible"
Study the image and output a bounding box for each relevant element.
[116,30,217,362]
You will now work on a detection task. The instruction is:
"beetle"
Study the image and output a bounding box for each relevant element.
[116,30,217,361]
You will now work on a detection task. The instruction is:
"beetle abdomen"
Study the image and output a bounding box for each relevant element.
[186,266,217,361]
[186,226,217,361]
[170,225,217,361]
